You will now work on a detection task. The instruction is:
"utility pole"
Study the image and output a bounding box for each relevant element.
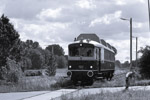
[136,37,138,67]
[130,18,132,69]
[120,17,133,70]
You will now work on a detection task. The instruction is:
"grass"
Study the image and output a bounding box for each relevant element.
[92,73,126,88]
[1,68,150,93]
[0,68,70,93]
[0,76,57,93]
[0,76,72,93]
[60,90,150,100]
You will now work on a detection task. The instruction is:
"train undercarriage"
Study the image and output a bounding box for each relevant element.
[67,70,114,86]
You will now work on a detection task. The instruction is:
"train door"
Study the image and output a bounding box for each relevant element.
[99,48,101,72]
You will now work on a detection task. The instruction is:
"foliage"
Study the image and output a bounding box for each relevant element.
[20,40,45,69]
[6,58,22,83]
[122,61,130,68]
[28,49,44,69]
[45,53,57,76]
[0,14,20,66]
[56,55,67,68]
[115,60,122,68]
[25,70,42,76]
[46,44,64,56]
[0,14,21,80]
[21,57,32,70]
[138,46,150,78]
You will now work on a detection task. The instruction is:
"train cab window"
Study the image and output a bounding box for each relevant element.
[69,47,79,56]
[87,49,92,56]
[80,47,93,57]
[69,46,94,57]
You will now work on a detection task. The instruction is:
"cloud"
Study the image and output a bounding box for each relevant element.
[76,0,96,9]
[115,0,126,5]
[37,8,62,20]
[133,22,143,28]
[89,10,122,27]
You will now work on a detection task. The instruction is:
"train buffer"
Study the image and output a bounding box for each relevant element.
[95,77,103,80]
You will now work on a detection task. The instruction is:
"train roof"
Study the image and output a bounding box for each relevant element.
[70,34,117,54]
[69,39,115,54]
[77,33,100,43]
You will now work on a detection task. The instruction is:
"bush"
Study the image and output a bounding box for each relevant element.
[5,58,22,83]
[25,70,42,76]
[0,66,7,80]
[7,71,19,83]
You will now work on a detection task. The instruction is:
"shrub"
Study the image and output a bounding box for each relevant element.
[5,58,22,83]
[7,71,19,83]
[25,70,42,76]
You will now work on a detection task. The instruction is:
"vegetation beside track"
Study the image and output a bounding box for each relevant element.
[1,68,150,93]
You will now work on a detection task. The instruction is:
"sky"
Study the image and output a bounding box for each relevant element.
[0,0,150,62]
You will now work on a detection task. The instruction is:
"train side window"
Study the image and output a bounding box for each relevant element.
[96,48,97,59]
[97,48,99,60]
[99,48,101,60]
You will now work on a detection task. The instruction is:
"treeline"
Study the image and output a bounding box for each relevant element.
[0,15,67,82]
[115,45,150,79]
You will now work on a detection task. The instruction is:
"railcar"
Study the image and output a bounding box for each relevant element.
[67,34,117,85]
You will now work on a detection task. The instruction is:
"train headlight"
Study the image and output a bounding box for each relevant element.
[90,66,93,69]
[69,65,72,68]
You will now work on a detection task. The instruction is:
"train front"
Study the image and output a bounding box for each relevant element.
[67,40,97,85]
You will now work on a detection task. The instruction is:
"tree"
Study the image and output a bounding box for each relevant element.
[139,46,150,78]
[28,49,44,69]
[46,44,64,56]
[115,60,122,68]
[45,52,57,76]
[19,40,46,70]
[0,14,21,79]
[25,40,40,49]
[56,55,67,68]
[122,61,130,68]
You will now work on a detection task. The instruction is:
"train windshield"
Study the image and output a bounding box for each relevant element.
[69,44,94,57]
